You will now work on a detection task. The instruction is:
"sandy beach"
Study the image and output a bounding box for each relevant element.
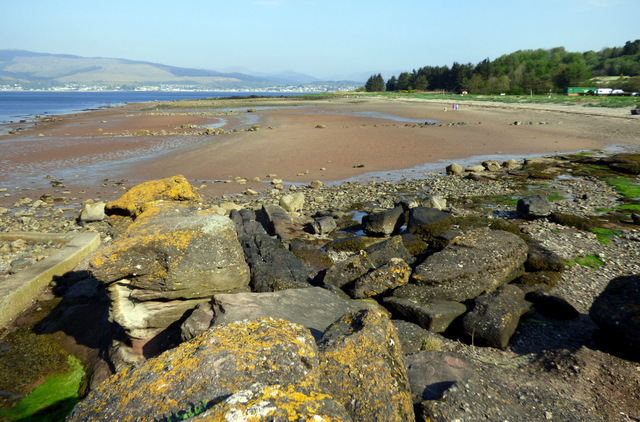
[1,95,638,205]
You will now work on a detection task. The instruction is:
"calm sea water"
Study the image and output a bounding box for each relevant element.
[0,91,292,123]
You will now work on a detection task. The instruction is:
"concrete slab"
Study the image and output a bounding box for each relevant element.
[0,232,101,329]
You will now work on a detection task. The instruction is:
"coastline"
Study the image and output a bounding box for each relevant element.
[0,95,638,206]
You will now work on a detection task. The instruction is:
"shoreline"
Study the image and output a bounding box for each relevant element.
[0,95,638,206]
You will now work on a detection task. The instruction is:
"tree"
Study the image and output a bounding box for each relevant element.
[365,74,385,92]
[414,75,428,91]
[396,72,413,91]
[386,76,397,91]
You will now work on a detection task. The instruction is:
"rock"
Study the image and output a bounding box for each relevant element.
[589,275,640,357]
[410,228,528,302]
[197,383,352,421]
[517,194,551,218]
[279,192,305,212]
[256,203,295,238]
[383,296,467,333]
[311,180,323,188]
[90,201,250,342]
[316,250,375,291]
[482,160,501,171]
[365,235,413,268]
[229,208,267,239]
[325,235,380,253]
[180,301,215,342]
[105,175,202,217]
[318,309,415,422]
[632,212,640,225]
[525,289,579,320]
[79,201,105,222]
[361,206,405,237]
[406,207,453,242]
[350,258,411,299]
[446,163,464,175]
[289,241,333,278]
[310,215,337,235]
[392,320,446,355]
[207,287,384,341]
[461,285,532,349]
[516,270,563,288]
[67,318,322,421]
[424,195,447,210]
[502,158,520,169]
[400,233,429,256]
[465,164,485,172]
[526,241,567,272]
[405,351,475,402]
[240,233,310,292]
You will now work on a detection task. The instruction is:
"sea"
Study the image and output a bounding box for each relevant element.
[0,91,294,123]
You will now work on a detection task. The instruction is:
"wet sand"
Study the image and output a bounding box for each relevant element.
[1,95,638,205]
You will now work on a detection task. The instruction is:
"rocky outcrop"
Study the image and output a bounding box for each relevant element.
[407,228,528,302]
[90,200,250,344]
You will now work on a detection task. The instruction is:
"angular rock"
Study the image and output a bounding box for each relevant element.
[79,201,106,222]
[229,208,267,239]
[411,228,528,302]
[424,195,447,210]
[105,174,202,217]
[589,274,640,357]
[310,215,337,235]
[350,258,411,299]
[207,287,384,341]
[197,382,352,421]
[383,296,467,333]
[407,207,453,242]
[482,160,501,171]
[318,309,415,422]
[90,201,250,341]
[517,194,551,219]
[326,235,381,253]
[392,320,447,355]
[446,163,464,175]
[279,192,305,212]
[317,250,375,290]
[516,270,563,288]
[68,318,321,422]
[365,235,413,268]
[289,241,333,278]
[405,351,475,402]
[525,289,579,320]
[180,301,215,342]
[461,285,532,349]
[256,202,296,239]
[362,206,405,237]
[241,233,310,292]
[526,241,567,272]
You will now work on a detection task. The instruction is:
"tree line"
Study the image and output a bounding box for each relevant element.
[364,40,640,95]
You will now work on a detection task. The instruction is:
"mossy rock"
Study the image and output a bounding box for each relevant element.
[515,271,563,288]
[326,235,382,253]
[550,212,601,231]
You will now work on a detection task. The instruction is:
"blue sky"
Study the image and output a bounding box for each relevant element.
[1,0,638,80]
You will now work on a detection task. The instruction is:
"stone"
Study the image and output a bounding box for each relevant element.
[465,164,485,172]
[240,233,310,292]
[279,192,305,212]
[317,250,375,291]
[79,201,105,222]
[482,160,501,171]
[318,309,415,422]
[289,241,333,279]
[424,195,447,210]
[410,228,528,302]
[208,287,385,341]
[350,258,411,299]
[392,320,446,355]
[229,208,267,239]
[517,194,551,219]
[406,206,453,242]
[383,296,467,333]
[525,289,579,320]
[310,215,337,235]
[180,301,215,342]
[197,383,352,421]
[526,241,567,272]
[461,285,532,349]
[67,318,322,421]
[89,201,250,341]
[361,206,405,237]
[256,202,302,241]
[105,175,202,217]
[516,270,563,288]
[446,163,464,175]
[502,158,520,169]
[405,351,475,402]
[589,274,640,357]
[311,180,323,188]
[325,235,380,253]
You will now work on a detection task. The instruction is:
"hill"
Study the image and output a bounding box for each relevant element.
[0,50,335,90]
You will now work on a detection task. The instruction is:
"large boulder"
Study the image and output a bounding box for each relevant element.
[407,207,453,242]
[105,174,202,217]
[460,285,532,349]
[318,309,415,422]
[90,200,250,342]
[383,296,467,333]
[67,318,322,421]
[316,250,375,291]
[361,206,405,237]
[409,228,528,302]
[365,235,413,267]
[589,275,640,358]
[350,258,411,299]
[517,194,551,219]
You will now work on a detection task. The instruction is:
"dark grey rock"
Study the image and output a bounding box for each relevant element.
[411,228,528,302]
[391,320,440,355]
[589,274,640,358]
[230,208,267,238]
[407,207,452,241]
[526,240,567,272]
[180,301,214,342]
[361,206,405,237]
[350,258,411,299]
[365,235,413,268]
[317,250,375,290]
[517,194,551,218]
[383,296,467,333]
[289,241,333,279]
[311,215,337,235]
[461,285,532,349]
[525,289,579,320]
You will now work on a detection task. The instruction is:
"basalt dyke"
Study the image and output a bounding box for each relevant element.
[0,151,639,422]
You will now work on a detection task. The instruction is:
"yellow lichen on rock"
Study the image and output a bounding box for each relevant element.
[105,175,203,217]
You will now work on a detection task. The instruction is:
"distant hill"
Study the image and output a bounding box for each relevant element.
[0,50,356,90]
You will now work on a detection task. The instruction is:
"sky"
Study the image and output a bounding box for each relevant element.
[1,0,639,80]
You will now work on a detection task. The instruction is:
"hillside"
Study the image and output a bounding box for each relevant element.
[0,50,289,90]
